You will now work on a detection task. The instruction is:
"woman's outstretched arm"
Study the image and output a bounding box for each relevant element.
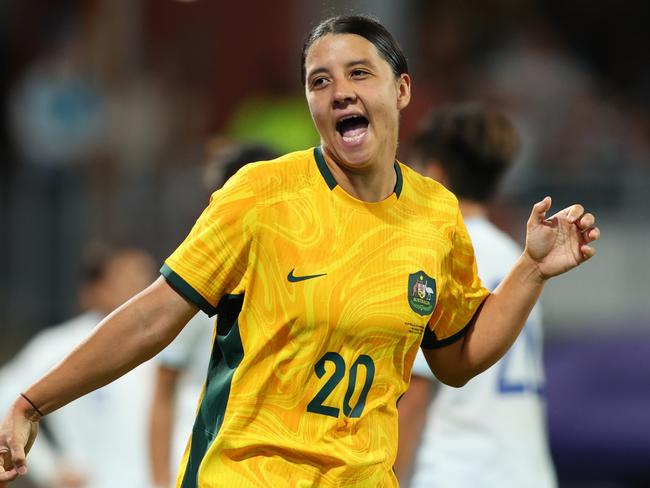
[0,276,198,484]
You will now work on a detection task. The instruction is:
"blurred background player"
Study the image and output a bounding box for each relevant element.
[0,244,156,488]
[148,141,278,488]
[395,104,557,487]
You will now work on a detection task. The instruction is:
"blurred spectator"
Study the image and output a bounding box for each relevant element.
[395,104,557,487]
[472,18,646,204]
[8,29,105,170]
[201,138,282,191]
[148,141,278,488]
[0,244,157,488]
[3,21,109,329]
[475,20,592,175]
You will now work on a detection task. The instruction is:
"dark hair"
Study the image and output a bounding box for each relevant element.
[300,15,409,85]
[412,104,519,202]
[220,144,278,185]
[203,141,278,190]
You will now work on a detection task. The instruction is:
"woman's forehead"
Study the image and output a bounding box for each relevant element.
[305,33,383,71]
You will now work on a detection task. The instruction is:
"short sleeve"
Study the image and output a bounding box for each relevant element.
[422,209,489,348]
[161,169,256,316]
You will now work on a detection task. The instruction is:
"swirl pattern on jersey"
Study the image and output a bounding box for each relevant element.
[164,148,488,487]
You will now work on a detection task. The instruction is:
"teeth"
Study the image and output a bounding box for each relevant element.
[342,131,366,143]
[341,130,366,143]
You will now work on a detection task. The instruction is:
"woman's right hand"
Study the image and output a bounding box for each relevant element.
[0,396,40,486]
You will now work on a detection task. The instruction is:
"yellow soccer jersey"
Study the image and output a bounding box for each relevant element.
[161,147,488,488]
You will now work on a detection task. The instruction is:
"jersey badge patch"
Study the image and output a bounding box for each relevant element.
[408,272,436,315]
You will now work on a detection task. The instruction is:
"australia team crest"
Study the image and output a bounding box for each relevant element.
[408,271,436,316]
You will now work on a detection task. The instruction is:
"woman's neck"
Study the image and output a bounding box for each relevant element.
[322,147,397,202]
[334,163,396,201]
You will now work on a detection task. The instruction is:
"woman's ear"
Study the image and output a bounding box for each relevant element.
[396,73,411,110]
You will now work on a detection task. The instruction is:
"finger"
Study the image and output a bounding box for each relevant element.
[0,452,11,485]
[8,439,26,476]
[529,196,552,224]
[583,226,600,243]
[0,466,19,483]
[566,204,585,224]
[0,448,8,474]
[577,212,595,230]
[580,244,596,260]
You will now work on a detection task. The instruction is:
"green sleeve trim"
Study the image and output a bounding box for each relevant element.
[421,296,488,349]
[420,322,470,349]
[160,263,218,316]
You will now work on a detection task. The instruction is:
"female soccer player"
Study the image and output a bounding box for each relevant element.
[0,15,598,488]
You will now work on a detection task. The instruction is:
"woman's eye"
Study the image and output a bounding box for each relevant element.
[351,69,368,77]
[311,77,328,88]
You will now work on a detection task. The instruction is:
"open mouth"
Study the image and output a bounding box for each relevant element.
[336,115,370,145]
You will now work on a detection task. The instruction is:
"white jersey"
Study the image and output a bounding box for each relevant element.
[0,312,155,488]
[155,311,214,471]
[409,217,557,488]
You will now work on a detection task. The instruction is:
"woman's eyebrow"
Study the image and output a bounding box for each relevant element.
[307,59,375,80]
[346,58,374,68]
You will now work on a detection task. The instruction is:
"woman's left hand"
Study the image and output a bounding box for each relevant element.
[524,196,600,280]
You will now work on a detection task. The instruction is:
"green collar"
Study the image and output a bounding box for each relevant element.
[313,146,402,198]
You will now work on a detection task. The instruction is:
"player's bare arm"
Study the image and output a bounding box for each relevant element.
[424,197,600,387]
[0,277,197,483]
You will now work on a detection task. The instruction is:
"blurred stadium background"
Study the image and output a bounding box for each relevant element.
[1,0,648,486]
